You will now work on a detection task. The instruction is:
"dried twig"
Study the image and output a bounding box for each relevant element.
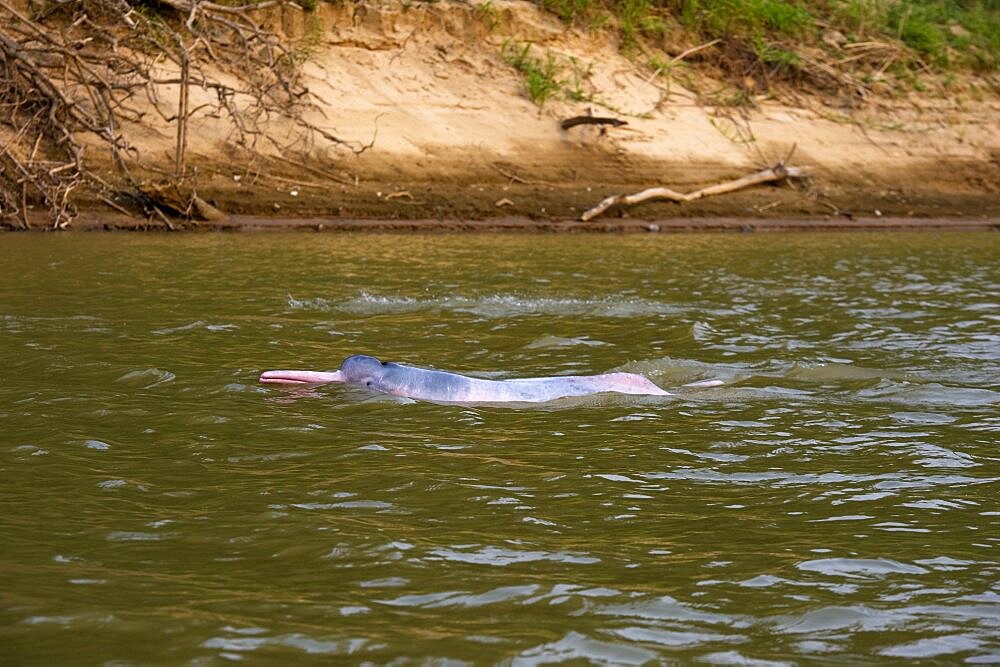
[666,39,722,68]
[174,49,190,179]
[491,162,551,186]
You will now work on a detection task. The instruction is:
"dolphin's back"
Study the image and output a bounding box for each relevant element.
[377,363,668,403]
[377,363,477,402]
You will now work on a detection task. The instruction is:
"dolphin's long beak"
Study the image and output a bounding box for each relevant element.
[259,370,345,385]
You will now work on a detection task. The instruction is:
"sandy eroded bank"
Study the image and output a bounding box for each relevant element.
[7,0,1000,227]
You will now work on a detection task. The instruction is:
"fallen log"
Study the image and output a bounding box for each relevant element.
[580,163,806,221]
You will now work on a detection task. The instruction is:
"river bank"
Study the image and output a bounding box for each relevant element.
[3,0,1000,228]
[45,212,1000,233]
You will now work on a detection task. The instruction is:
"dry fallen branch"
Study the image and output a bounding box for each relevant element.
[666,39,722,67]
[580,162,806,221]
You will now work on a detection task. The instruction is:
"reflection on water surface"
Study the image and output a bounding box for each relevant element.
[1,232,998,663]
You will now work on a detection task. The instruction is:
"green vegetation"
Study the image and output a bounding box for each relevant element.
[475,0,502,31]
[675,0,812,37]
[823,0,1000,69]
[616,0,667,46]
[502,42,565,106]
[501,43,612,107]
[883,1,1000,68]
[293,14,326,62]
[564,57,595,101]
[539,0,664,44]
[530,0,999,92]
[502,42,637,109]
[540,0,597,24]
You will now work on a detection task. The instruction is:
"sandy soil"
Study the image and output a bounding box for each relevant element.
[31,1,1000,226]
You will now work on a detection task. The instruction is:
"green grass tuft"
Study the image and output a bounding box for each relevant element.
[753,37,802,72]
[673,0,812,37]
[475,0,501,32]
[502,42,565,107]
[617,0,666,47]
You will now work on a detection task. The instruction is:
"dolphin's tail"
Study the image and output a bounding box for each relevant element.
[597,372,673,396]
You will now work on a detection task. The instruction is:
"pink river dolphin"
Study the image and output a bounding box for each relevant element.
[260,354,673,403]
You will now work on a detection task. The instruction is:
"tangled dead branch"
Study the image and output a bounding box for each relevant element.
[0,0,353,229]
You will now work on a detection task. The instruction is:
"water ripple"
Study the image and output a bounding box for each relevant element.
[427,545,601,566]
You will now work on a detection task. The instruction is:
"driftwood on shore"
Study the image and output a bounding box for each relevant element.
[560,115,628,131]
[580,162,806,221]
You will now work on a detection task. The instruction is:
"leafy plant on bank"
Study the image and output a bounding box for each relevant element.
[530,0,999,99]
[502,41,565,106]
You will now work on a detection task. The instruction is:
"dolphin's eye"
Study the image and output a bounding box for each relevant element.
[365,380,373,387]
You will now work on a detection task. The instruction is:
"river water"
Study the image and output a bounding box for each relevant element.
[2,232,998,663]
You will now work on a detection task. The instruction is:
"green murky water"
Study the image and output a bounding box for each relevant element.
[2,232,998,663]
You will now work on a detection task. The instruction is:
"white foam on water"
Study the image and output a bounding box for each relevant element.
[287,291,685,318]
